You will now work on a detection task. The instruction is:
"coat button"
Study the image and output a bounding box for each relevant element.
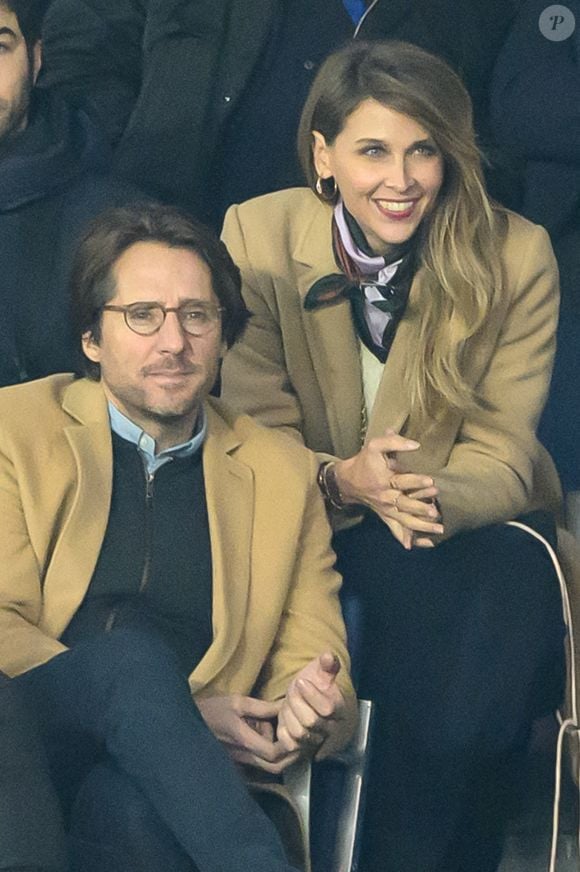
[303,59,315,71]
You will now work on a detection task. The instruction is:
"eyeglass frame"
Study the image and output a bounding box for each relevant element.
[101,301,225,336]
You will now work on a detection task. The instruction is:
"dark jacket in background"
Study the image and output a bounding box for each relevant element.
[490,0,580,243]
[0,90,141,387]
[40,0,519,221]
[490,0,580,489]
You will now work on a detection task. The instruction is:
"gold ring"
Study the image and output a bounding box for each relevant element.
[393,492,401,511]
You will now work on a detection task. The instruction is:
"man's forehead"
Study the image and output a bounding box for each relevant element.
[110,241,215,300]
[113,241,210,274]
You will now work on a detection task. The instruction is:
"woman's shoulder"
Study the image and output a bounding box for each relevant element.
[492,209,558,305]
[222,187,334,271]
[487,206,555,272]
[498,207,552,249]
[225,187,330,231]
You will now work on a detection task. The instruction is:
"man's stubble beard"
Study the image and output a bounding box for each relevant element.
[0,66,33,154]
[107,362,218,430]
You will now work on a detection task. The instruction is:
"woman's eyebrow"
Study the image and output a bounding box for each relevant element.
[354,137,388,145]
[354,136,435,147]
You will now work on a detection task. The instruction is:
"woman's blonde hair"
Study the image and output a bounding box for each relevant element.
[298,40,507,417]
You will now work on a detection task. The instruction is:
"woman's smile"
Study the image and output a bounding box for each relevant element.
[374,197,421,220]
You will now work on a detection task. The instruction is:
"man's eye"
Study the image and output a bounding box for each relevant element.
[131,308,157,322]
[183,308,210,322]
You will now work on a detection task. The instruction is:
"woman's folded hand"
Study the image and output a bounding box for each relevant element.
[334,428,444,549]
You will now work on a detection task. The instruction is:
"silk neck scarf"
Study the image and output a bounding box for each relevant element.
[304,200,417,361]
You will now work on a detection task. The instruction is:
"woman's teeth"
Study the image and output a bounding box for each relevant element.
[377,199,415,212]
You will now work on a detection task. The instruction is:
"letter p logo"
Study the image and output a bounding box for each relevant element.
[539,5,576,39]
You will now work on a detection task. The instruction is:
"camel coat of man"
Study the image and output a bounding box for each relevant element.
[0,374,354,751]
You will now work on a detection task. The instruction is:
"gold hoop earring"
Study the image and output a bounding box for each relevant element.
[315,176,338,201]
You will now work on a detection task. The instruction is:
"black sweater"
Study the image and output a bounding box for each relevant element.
[62,434,213,675]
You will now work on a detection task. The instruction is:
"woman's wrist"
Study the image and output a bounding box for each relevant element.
[317,461,346,510]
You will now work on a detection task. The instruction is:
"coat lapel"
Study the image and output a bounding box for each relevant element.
[190,404,253,690]
[293,197,422,452]
[293,202,365,458]
[40,384,255,676]
[40,380,113,639]
[364,273,426,440]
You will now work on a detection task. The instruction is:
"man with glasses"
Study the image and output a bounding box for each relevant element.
[0,202,355,872]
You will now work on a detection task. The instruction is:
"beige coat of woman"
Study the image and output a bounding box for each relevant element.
[221,187,562,539]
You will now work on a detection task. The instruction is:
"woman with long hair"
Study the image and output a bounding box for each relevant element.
[220,40,566,872]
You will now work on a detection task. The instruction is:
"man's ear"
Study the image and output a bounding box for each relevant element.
[312,130,333,180]
[32,40,42,84]
[81,331,101,364]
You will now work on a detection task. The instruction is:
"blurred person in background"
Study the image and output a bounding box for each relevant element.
[0,0,140,388]
[40,0,518,227]
[490,0,580,495]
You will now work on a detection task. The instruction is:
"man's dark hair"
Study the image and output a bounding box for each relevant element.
[70,201,251,380]
[2,0,51,48]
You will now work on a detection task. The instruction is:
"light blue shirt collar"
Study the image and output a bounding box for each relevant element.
[108,401,207,475]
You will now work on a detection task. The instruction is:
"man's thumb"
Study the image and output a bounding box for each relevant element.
[319,652,341,678]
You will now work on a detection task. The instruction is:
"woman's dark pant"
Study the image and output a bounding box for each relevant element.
[14,629,296,872]
[0,673,67,872]
[334,511,566,872]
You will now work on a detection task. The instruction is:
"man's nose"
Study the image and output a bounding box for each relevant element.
[155,310,188,352]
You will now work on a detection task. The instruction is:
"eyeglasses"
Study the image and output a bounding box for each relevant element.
[102,301,224,336]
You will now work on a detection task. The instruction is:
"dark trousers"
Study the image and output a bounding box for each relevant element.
[0,673,67,871]
[14,629,297,872]
[334,511,566,872]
